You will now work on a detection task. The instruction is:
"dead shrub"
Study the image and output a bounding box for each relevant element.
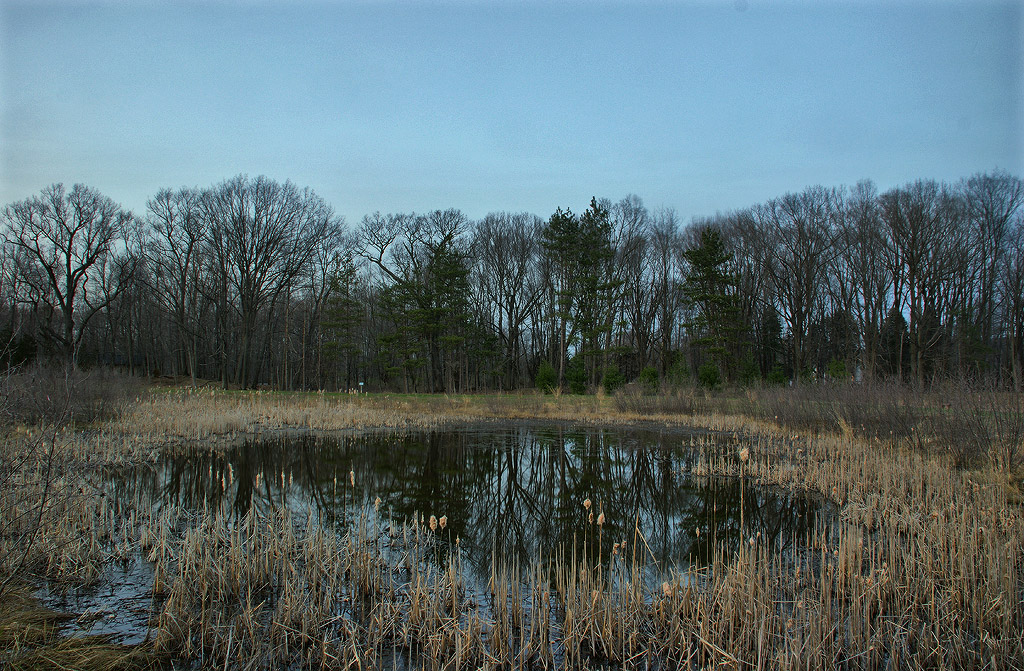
[613,385,706,415]
[0,363,143,427]
[923,383,1024,470]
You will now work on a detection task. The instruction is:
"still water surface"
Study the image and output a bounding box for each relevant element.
[51,425,833,644]
[120,425,828,571]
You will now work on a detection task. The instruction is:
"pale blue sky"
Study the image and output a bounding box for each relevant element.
[1,1,1021,224]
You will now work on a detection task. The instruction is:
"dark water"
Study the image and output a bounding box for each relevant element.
[113,425,830,575]
[45,425,833,645]
[39,555,158,645]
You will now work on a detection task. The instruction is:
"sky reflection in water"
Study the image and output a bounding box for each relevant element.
[112,426,830,580]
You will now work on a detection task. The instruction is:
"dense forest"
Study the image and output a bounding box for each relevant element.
[1,170,1022,392]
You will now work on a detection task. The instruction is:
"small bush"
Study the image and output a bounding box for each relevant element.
[697,362,720,389]
[924,383,1024,470]
[766,365,788,386]
[637,366,659,392]
[601,365,626,395]
[826,358,849,381]
[566,357,587,395]
[665,357,689,386]
[535,360,557,394]
[0,329,37,368]
[739,356,760,386]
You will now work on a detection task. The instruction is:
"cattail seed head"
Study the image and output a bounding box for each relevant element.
[374,496,381,511]
[588,512,594,524]
[429,515,438,531]
[583,498,592,510]
[349,470,355,487]
[597,512,605,526]
[739,447,750,463]
[662,582,672,598]
[439,515,447,530]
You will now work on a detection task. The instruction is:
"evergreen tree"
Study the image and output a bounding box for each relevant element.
[540,206,577,385]
[879,307,910,381]
[576,198,619,385]
[360,210,472,392]
[681,227,747,382]
[540,198,618,388]
[754,305,784,379]
[423,237,472,391]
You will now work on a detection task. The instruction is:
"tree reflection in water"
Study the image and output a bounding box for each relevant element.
[106,426,831,581]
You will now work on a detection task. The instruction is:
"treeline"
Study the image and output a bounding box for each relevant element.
[1,171,1022,392]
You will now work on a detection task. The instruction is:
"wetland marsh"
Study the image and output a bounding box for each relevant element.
[2,390,1022,669]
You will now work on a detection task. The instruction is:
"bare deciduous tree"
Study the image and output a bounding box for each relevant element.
[202,175,344,387]
[840,180,893,381]
[145,187,207,384]
[880,180,964,386]
[964,170,1024,347]
[756,186,842,378]
[1,184,135,365]
[474,212,544,389]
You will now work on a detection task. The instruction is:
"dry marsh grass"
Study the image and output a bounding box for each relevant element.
[0,584,66,649]
[0,583,164,671]
[135,460,1021,669]
[115,387,759,441]
[0,429,162,589]
[736,382,1024,471]
[2,384,1022,669]
[121,383,1024,451]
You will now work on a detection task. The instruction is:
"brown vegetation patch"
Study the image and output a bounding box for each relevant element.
[2,386,1022,669]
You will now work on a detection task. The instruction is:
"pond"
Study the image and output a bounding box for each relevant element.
[46,424,835,646]
[122,425,827,569]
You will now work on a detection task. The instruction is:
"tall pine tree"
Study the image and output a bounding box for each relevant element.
[681,227,747,382]
[541,198,618,388]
